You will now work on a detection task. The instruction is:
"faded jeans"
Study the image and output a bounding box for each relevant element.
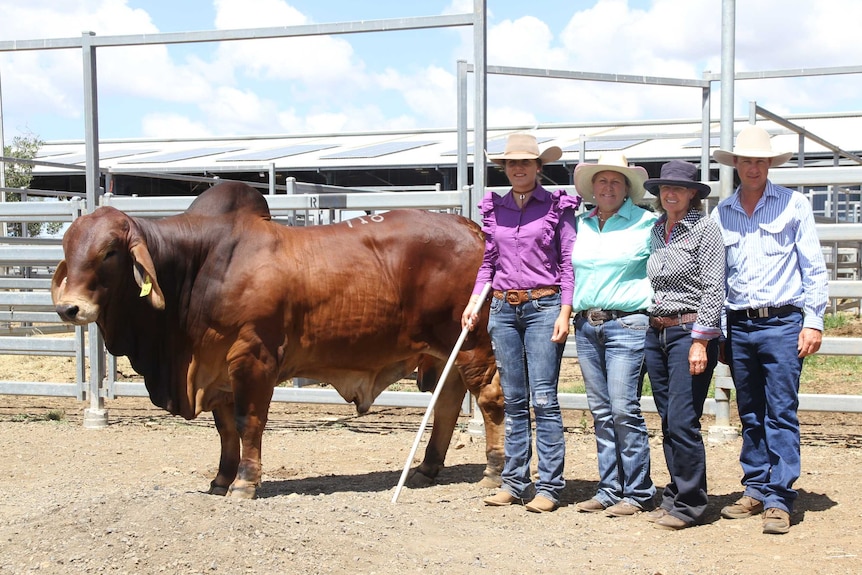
[575,312,655,508]
[487,292,566,503]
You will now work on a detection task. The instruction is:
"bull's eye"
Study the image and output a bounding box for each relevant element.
[104,249,117,261]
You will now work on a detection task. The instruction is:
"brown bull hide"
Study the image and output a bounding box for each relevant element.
[52,181,503,498]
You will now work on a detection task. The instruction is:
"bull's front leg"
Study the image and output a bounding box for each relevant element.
[210,402,240,496]
[226,383,274,499]
[225,341,278,499]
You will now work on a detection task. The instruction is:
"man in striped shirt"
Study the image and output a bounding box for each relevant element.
[711,125,828,535]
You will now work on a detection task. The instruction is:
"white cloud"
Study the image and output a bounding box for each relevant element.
[1,0,861,142]
[141,112,213,138]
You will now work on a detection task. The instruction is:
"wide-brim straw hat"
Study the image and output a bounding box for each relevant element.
[644,159,712,199]
[713,125,794,168]
[574,152,648,204]
[487,133,562,166]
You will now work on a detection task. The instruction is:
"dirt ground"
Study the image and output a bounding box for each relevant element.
[1,340,862,574]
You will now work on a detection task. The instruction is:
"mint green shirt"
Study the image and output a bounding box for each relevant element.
[571,198,657,312]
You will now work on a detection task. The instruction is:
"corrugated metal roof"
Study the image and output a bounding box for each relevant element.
[31,113,862,176]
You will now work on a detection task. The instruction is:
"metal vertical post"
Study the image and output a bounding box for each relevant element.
[467,1,488,438]
[0,67,7,240]
[709,0,738,443]
[268,162,276,195]
[471,0,487,216]
[457,59,469,211]
[82,31,108,429]
[700,80,711,183]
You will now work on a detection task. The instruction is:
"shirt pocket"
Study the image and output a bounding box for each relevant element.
[759,215,795,256]
[722,230,741,268]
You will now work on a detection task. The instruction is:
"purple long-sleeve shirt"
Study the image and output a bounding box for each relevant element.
[472,185,580,304]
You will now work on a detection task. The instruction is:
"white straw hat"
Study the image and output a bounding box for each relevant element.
[487,133,562,166]
[713,125,793,168]
[573,152,648,204]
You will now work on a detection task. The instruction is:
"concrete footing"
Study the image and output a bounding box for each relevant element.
[82,408,109,429]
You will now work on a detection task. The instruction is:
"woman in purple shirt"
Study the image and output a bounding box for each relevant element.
[462,133,580,513]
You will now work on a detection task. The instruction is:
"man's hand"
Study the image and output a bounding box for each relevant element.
[798,327,822,358]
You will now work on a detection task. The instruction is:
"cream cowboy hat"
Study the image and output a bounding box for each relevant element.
[712,125,793,168]
[487,133,562,166]
[573,152,648,204]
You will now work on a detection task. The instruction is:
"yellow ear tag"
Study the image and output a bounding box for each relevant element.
[139,275,153,297]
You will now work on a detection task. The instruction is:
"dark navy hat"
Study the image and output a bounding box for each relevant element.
[644,160,711,199]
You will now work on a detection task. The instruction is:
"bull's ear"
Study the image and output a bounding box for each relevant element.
[51,260,68,305]
[130,243,165,310]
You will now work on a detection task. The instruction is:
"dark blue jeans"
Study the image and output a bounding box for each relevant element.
[487,293,566,502]
[726,310,804,513]
[645,324,718,524]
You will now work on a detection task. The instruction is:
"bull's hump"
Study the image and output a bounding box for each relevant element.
[186,181,270,219]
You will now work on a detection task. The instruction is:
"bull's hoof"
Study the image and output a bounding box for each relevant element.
[405,467,438,488]
[208,482,229,496]
[227,482,258,499]
[478,473,502,489]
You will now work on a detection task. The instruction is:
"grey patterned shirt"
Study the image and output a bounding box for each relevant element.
[647,208,725,340]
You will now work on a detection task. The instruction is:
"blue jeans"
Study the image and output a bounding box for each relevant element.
[487,292,566,502]
[726,310,804,514]
[645,324,718,524]
[575,313,655,508]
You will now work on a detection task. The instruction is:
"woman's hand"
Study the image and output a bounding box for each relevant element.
[689,338,708,375]
[550,305,572,343]
[461,296,480,331]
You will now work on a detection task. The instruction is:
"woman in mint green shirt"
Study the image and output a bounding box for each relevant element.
[570,152,657,517]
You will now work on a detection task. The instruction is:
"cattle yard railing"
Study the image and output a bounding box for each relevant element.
[0,189,861,427]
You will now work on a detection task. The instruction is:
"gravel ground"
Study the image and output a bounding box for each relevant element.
[1,395,861,575]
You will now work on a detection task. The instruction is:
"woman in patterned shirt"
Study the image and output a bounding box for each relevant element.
[642,160,725,530]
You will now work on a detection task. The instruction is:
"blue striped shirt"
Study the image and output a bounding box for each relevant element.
[711,180,828,331]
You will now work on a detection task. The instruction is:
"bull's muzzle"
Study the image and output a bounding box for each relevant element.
[55,303,82,323]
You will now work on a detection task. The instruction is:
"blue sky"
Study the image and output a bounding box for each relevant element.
[1,0,861,143]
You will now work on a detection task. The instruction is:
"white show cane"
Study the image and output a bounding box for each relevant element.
[391,281,492,504]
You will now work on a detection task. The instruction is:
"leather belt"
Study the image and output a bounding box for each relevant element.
[576,308,647,326]
[727,305,802,321]
[492,286,560,305]
[649,312,699,330]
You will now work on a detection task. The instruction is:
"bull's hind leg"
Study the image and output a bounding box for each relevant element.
[406,361,465,487]
[210,403,240,496]
[472,369,505,488]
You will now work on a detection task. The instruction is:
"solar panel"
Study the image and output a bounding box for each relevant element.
[320,140,436,159]
[35,150,78,159]
[216,144,338,161]
[440,137,554,156]
[117,146,245,164]
[561,139,645,152]
[40,149,159,165]
[683,136,721,148]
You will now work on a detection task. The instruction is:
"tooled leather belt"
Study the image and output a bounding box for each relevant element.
[576,308,647,326]
[649,312,699,330]
[492,286,560,305]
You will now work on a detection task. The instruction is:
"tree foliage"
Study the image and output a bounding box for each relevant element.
[2,133,61,237]
[3,133,42,189]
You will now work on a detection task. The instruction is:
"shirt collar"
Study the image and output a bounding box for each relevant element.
[729,179,778,210]
[502,183,549,208]
[588,197,638,220]
[656,207,702,229]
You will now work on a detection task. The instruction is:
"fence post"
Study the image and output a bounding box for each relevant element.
[708,363,738,443]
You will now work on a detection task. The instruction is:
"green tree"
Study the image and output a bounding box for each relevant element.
[2,133,61,237]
